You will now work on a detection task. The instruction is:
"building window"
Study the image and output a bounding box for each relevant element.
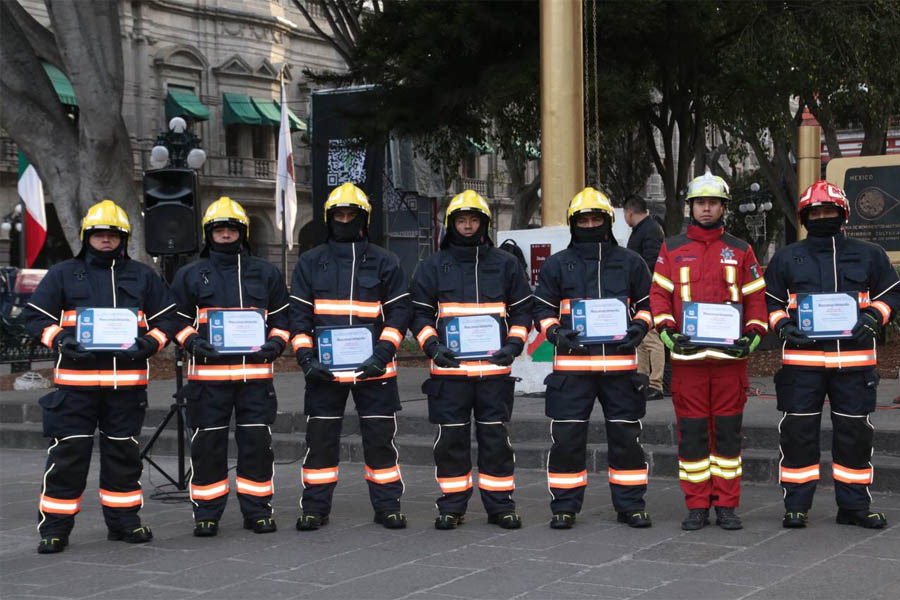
[226,124,240,157]
[252,126,273,159]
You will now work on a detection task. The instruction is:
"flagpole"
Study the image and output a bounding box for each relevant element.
[281,187,287,285]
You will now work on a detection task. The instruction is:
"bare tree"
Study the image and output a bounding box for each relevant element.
[0,0,143,259]
[291,0,384,68]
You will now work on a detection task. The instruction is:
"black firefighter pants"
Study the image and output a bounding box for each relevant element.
[544,371,648,514]
[774,366,880,512]
[184,381,277,521]
[422,377,517,517]
[301,378,403,515]
[37,388,148,537]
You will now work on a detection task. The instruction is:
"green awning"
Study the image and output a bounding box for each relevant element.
[165,87,210,122]
[223,92,262,126]
[275,101,307,132]
[41,62,77,106]
[251,97,281,126]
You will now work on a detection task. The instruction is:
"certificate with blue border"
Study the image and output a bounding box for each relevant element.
[76,307,139,351]
[208,308,266,354]
[317,324,374,370]
[797,292,858,339]
[682,302,742,347]
[443,314,502,360]
[571,297,629,343]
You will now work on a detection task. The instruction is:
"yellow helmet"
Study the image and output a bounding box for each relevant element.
[203,196,250,239]
[567,187,614,226]
[685,171,730,202]
[80,200,131,241]
[323,182,371,224]
[444,189,491,228]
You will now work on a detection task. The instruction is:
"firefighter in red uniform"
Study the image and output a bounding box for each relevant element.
[534,188,654,530]
[290,183,412,531]
[765,180,899,529]
[650,172,768,531]
[171,197,290,536]
[24,200,177,553]
[411,190,532,530]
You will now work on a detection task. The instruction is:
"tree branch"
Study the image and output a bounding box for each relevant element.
[291,0,355,66]
[4,0,62,67]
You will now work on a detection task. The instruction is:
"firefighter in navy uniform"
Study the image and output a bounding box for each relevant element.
[289,183,412,531]
[170,197,289,536]
[533,188,654,530]
[24,200,177,554]
[650,172,768,531]
[765,180,900,529]
[410,190,532,530]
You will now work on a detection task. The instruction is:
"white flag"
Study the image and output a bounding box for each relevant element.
[275,82,297,249]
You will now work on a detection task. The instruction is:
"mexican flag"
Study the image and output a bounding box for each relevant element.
[17,151,46,267]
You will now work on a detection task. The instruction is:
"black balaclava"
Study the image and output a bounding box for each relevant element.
[689,199,725,229]
[328,211,366,242]
[802,209,844,238]
[206,224,247,255]
[448,212,488,247]
[84,231,126,261]
[571,212,612,243]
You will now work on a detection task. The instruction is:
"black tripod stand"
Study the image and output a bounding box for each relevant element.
[140,254,191,492]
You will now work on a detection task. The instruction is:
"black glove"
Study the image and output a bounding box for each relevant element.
[56,333,95,361]
[547,326,587,355]
[426,341,461,368]
[188,337,221,361]
[246,339,282,363]
[488,343,519,366]
[778,322,814,347]
[660,328,699,355]
[300,357,335,382]
[850,310,881,344]
[357,341,395,379]
[116,335,158,361]
[616,323,647,351]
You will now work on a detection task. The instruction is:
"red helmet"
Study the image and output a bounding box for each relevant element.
[797,180,850,222]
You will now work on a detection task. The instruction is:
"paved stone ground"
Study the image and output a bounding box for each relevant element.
[1,449,898,600]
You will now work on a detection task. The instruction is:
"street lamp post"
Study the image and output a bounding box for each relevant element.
[738,182,774,259]
[150,117,207,170]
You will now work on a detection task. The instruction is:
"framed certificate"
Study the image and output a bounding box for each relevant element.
[571,297,629,343]
[76,307,139,351]
[208,308,266,354]
[317,324,374,370]
[682,302,742,346]
[443,314,502,360]
[797,292,859,339]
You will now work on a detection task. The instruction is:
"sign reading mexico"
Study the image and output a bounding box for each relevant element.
[826,155,900,262]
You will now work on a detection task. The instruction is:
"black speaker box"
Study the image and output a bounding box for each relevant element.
[143,168,200,255]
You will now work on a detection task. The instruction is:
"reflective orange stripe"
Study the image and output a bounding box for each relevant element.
[832,463,873,484]
[871,300,891,325]
[553,355,637,372]
[313,299,382,318]
[39,494,81,515]
[547,470,587,489]
[235,477,273,497]
[539,317,560,333]
[559,299,572,315]
[268,328,290,343]
[292,334,313,351]
[633,310,652,326]
[430,361,511,377]
[331,361,398,383]
[41,324,64,348]
[782,349,877,368]
[417,326,438,349]
[769,310,789,329]
[146,328,167,349]
[508,325,528,342]
[187,363,274,381]
[437,473,473,493]
[302,467,339,484]
[176,326,199,345]
[608,467,648,486]
[54,369,148,387]
[365,465,402,484]
[857,291,870,308]
[191,479,230,500]
[98,488,143,507]
[438,302,506,317]
[379,327,403,348]
[780,465,820,484]
[478,473,515,491]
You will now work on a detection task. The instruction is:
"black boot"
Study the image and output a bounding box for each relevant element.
[296,513,329,531]
[108,525,153,543]
[193,520,219,537]
[488,511,522,529]
[681,509,710,531]
[714,506,743,530]
[617,510,652,528]
[37,534,69,554]
[374,511,407,529]
[836,508,887,529]
[549,512,575,529]
[434,513,464,530]
[782,511,808,529]
[244,516,277,534]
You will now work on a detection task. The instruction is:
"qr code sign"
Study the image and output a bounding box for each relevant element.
[327,138,367,187]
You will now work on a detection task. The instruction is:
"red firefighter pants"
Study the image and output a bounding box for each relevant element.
[671,362,748,509]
